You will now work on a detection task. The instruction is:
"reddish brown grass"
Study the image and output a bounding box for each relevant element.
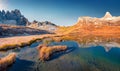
[37,44,67,61]
[0,53,16,71]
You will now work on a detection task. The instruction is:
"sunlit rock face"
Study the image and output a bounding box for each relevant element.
[57,12,120,35]
[103,12,112,18]
[27,20,58,32]
[0,9,28,26]
[76,12,120,26]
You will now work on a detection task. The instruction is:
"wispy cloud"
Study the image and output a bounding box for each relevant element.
[0,0,7,10]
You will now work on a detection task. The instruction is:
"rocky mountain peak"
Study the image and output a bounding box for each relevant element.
[103,12,112,18]
[27,20,57,32]
[0,9,28,26]
[75,11,120,26]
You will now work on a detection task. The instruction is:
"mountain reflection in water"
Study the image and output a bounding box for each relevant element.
[0,35,120,71]
[60,35,120,51]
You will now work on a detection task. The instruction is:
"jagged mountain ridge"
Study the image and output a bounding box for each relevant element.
[27,20,58,32]
[0,9,28,26]
[57,12,120,35]
[76,12,120,27]
[0,9,58,32]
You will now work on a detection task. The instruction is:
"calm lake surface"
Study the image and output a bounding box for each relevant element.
[0,37,120,71]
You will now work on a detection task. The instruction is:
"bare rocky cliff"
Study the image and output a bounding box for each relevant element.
[27,20,58,32]
[0,9,28,26]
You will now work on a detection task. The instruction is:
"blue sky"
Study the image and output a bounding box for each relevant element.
[0,0,120,26]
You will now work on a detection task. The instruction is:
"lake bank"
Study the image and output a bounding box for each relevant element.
[0,34,61,50]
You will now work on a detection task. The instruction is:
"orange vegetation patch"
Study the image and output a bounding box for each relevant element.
[37,44,67,61]
[0,53,16,71]
[56,25,120,36]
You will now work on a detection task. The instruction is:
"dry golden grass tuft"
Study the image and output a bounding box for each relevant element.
[0,53,16,71]
[37,44,67,61]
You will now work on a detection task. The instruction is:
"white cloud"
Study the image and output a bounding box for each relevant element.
[0,0,7,10]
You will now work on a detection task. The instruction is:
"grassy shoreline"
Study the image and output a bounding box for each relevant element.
[0,34,60,50]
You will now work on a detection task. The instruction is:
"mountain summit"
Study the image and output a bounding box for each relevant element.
[0,9,28,26]
[103,12,112,18]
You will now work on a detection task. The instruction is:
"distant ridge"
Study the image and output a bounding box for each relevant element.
[56,12,120,35]
[76,11,120,26]
[27,20,58,32]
